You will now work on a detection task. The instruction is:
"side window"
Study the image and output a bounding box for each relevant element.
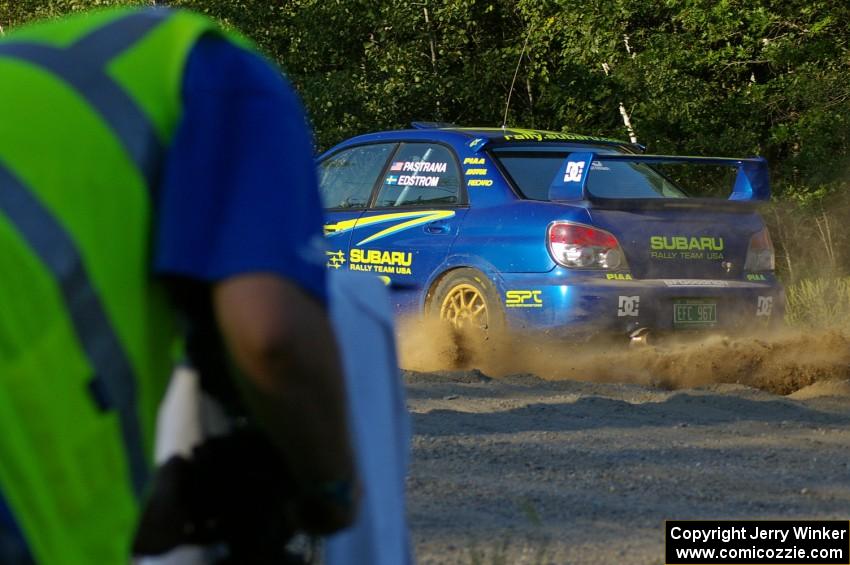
[374,143,461,208]
[318,144,394,209]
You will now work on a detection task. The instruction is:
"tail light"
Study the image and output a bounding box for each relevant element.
[548,221,627,269]
[744,227,775,272]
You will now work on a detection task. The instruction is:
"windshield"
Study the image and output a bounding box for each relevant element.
[492,146,688,200]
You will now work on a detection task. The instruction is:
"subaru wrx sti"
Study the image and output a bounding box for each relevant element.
[317,124,784,342]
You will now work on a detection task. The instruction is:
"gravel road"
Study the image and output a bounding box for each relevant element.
[403,370,850,564]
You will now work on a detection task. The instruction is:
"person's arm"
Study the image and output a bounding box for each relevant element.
[154,36,358,533]
[212,273,357,533]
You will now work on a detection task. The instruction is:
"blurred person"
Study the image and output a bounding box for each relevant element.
[0,6,357,564]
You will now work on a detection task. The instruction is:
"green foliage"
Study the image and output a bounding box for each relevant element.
[0,0,143,28]
[2,0,849,262]
[3,1,847,167]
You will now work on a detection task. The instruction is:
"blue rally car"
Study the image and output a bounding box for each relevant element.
[317,124,784,342]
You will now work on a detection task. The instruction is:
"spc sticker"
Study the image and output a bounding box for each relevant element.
[505,290,543,308]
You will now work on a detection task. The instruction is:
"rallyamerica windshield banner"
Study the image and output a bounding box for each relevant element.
[665,520,849,564]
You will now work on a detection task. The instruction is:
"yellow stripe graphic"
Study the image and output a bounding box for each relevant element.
[324,210,456,244]
[356,210,455,245]
[325,210,439,235]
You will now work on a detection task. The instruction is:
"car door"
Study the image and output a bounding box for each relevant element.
[318,143,396,272]
[351,141,469,311]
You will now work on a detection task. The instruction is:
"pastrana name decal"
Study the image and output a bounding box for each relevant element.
[389,161,448,173]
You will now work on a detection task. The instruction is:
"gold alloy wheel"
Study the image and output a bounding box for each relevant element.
[439,283,489,329]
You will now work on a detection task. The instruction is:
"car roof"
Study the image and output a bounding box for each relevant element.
[431,125,628,146]
[326,124,637,154]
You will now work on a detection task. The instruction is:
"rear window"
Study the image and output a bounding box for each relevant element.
[492,146,688,200]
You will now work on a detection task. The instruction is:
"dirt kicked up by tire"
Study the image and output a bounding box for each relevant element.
[396,320,850,564]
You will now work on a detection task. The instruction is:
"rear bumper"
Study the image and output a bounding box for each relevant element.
[495,272,785,338]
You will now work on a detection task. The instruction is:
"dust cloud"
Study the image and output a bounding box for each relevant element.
[397,316,850,395]
[398,189,850,395]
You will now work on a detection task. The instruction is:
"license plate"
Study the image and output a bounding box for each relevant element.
[673,301,717,326]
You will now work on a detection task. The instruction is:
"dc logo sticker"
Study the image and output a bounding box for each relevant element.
[618,296,639,317]
[563,161,585,183]
[756,296,773,317]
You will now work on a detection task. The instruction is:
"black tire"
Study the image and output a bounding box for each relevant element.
[428,268,504,332]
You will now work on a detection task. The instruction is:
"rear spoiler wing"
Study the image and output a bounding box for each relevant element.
[548,153,770,202]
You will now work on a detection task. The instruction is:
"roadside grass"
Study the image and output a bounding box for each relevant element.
[467,539,551,565]
[784,277,850,331]
[466,498,551,565]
